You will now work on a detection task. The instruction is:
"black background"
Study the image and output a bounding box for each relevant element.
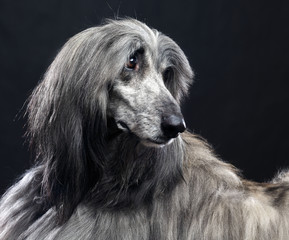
[1,0,289,195]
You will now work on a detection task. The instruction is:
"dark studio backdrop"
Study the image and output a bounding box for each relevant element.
[0,0,289,195]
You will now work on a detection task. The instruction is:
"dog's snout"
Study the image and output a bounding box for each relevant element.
[161,114,186,139]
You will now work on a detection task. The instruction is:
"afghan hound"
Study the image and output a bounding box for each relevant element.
[0,18,289,240]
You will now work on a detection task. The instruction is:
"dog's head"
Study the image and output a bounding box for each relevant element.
[29,19,193,150]
[104,19,194,146]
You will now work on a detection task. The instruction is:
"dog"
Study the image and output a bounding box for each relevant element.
[0,18,289,240]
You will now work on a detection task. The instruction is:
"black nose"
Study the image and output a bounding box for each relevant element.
[161,115,186,139]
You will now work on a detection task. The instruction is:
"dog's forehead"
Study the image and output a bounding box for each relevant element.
[105,19,178,62]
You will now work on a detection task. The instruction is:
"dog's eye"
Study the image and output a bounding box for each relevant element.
[126,55,138,70]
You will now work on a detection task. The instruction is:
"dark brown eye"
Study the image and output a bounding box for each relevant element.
[126,55,138,70]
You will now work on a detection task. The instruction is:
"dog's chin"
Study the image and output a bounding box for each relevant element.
[140,137,175,148]
[115,121,175,148]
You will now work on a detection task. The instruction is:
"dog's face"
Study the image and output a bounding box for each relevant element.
[108,32,190,147]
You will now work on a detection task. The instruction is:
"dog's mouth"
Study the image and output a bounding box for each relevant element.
[116,121,131,132]
[147,135,174,144]
[142,137,174,148]
[116,120,175,147]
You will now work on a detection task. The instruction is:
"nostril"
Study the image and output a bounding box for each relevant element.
[161,115,186,139]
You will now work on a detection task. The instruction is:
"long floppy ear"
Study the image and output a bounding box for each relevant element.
[157,34,194,103]
[27,28,110,223]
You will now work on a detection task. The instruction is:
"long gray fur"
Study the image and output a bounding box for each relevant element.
[0,18,289,240]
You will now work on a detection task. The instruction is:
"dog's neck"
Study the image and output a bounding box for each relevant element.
[87,120,185,210]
